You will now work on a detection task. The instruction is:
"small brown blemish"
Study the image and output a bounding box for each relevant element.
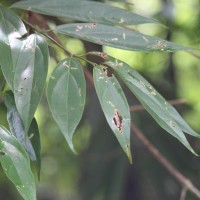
[71,67,78,70]
[123,33,126,40]
[119,18,125,23]
[76,25,83,31]
[107,101,115,108]
[169,120,176,128]
[102,67,108,76]
[84,23,96,29]
[79,88,81,96]
[111,38,118,41]
[139,80,146,87]
[113,109,123,133]
[142,36,149,43]
[98,52,108,60]
[152,40,167,50]
[102,67,112,77]
[0,151,5,156]
[151,89,157,96]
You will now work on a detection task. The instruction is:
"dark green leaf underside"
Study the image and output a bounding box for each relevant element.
[4,91,41,179]
[12,0,159,26]
[47,58,86,153]
[55,23,191,52]
[93,65,132,162]
[0,126,36,200]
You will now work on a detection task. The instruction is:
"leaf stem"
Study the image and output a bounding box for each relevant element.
[23,19,97,67]
[180,186,187,200]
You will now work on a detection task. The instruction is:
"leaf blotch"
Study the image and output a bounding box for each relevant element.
[113,109,123,133]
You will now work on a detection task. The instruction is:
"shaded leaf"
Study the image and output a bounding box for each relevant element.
[4,90,41,179]
[28,118,41,179]
[47,58,86,153]
[93,65,132,162]
[104,55,200,155]
[55,23,192,52]
[13,34,49,133]
[0,6,27,89]
[12,0,159,26]
[0,126,36,200]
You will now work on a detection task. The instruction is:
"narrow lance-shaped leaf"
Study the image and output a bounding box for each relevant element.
[0,126,36,200]
[14,34,49,133]
[0,6,27,89]
[4,90,41,179]
[104,55,200,155]
[47,58,86,153]
[55,23,193,52]
[93,65,132,163]
[11,0,159,26]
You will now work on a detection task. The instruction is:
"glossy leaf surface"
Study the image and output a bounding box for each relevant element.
[0,6,27,89]
[0,126,36,200]
[93,65,132,162]
[47,58,86,153]
[55,23,191,52]
[13,34,49,133]
[12,0,159,26]
[4,91,41,178]
[105,56,200,155]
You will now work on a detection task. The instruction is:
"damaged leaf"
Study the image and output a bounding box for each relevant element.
[93,65,132,163]
[55,23,193,52]
[105,56,200,155]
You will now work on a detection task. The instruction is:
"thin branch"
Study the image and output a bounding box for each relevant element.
[180,186,187,200]
[131,122,200,199]
[24,13,97,67]
[130,99,187,112]
[23,19,73,57]
[83,68,94,86]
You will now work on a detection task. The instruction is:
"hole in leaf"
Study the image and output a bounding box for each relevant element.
[113,109,123,133]
[102,67,112,78]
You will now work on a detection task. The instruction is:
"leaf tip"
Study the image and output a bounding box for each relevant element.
[125,144,132,164]
[68,141,78,155]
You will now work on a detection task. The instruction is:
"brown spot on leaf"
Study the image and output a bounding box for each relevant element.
[0,151,5,156]
[102,67,112,78]
[102,67,108,76]
[98,52,108,60]
[113,109,123,133]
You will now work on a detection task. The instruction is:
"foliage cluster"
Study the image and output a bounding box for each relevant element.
[0,1,199,199]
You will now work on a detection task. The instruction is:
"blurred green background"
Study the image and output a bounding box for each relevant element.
[0,0,200,199]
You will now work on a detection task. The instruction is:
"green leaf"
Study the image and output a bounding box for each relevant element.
[4,91,41,179]
[55,23,192,52]
[13,34,49,133]
[0,6,27,89]
[47,58,86,153]
[0,125,36,200]
[11,0,159,26]
[28,118,41,179]
[93,65,132,163]
[104,55,200,155]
